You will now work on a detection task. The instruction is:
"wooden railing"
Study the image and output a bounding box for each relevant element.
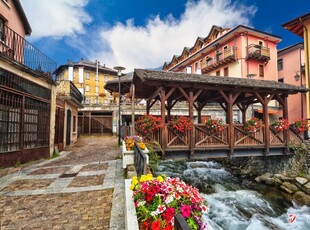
[247,44,270,61]
[134,142,147,177]
[133,124,305,154]
[174,213,191,230]
[194,124,229,148]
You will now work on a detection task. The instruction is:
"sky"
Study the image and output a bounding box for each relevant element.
[20,0,310,73]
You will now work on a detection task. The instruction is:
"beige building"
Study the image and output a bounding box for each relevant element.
[0,0,57,167]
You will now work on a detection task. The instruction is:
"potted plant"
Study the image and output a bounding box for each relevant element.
[272,118,289,132]
[122,136,149,169]
[137,114,163,134]
[244,117,263,133]
[204,117,226,135]
[168,116,192,134]
[130,174,208,230]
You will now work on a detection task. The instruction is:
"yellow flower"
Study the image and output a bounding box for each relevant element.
[140,175,147,182]
[156,175,164,182]
[130,184,135,190]
[132,179,139,186]
[138,142,146,150]
[146,174,153,181]
[132,176,138,181]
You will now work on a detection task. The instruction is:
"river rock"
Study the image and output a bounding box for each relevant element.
[293,191,310,206]
[295,177,308,185]
[273,178,283,186]
[274,174,294,182]
[265,178,275,185]
[255,172,272,183]
[281,182,299,194]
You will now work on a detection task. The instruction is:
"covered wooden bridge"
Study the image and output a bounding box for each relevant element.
[106,69,308,159]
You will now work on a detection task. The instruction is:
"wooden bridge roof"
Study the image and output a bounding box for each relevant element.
[131,69,307,105]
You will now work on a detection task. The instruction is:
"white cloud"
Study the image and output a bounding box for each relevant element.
[20,0,91,39]
[90,0,257,72]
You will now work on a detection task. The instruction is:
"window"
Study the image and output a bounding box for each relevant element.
[73,116,76,132]
[223,45,228,51]
[186,66,192,73]
[194,62,198,73]
[258,40,264,47]
[85,84,90,92]
[278,78,284,83]
[0,17,4,41]
[216,70,220,76]
[224,67,229,77]
[277,59,283,71]
[259,65,264,77]
[86,72,90,79]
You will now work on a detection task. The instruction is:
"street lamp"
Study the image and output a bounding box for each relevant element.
[114,66,125,145]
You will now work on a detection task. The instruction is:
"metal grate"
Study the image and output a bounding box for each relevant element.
[0,90,22,152]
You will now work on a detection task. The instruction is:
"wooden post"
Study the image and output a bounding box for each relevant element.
[189,90,194,157]
[263,96,270,155]
[282,95,289,154]
[131,84,135,135]
[88,112,91,135]
[160,88,166,154]
[167,100,171,121]
[228,94,234,156]
[146,100,150,115]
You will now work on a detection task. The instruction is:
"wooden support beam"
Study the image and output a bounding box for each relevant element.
[228,94,234,156]
[178,87,189,101]
[146,100,150,115]
[160,89,167,155]
[263,96,270,156]
[189,90,194,157]
[166,87,176,100]
[147,86,162,101]
[282,95,289,154]
[149,98,158,109]
[193,89,203,101]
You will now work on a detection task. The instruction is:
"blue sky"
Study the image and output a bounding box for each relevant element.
[20,0,309,72]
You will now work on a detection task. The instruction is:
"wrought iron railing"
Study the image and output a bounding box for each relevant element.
[0,24,57,79]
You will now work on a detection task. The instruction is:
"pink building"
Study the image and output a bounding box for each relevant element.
[278,43,306,123]
[163,25,281,82]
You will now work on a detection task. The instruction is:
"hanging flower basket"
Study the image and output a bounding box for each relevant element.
[244,117,263,133]
[168,116,192,134]
[291,119,309,133]
[272,118,289,132]
[204,117,226,135]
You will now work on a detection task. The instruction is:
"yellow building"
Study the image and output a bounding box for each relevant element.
[55,60,118,105]
[55,60,119,135]
[282,12,310,121]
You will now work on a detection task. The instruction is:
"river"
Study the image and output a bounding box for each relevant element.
[156,160,310,230]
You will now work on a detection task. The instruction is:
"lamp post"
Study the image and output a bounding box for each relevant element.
[114,66,125,145]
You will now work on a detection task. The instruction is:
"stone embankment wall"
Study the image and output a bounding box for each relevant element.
[218,142,310,205]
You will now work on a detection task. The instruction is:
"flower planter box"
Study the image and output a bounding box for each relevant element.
[125,179,139,230]
[122,141,149,169]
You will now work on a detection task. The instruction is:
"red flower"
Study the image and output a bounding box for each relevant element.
[151,220,161,230]
[163,224,173,230]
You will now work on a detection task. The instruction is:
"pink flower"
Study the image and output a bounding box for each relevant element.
[180,204,191,218]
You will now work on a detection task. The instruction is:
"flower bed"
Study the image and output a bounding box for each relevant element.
[130,174,208,229]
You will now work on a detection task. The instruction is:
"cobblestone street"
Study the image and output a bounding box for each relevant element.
[0,136,125,230]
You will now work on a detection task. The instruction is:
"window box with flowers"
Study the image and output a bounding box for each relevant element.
[272,118,289,132]
[137,114,163,134]
[204,117,226,135]
[244,117,263,133]
[122,136,149,169]
[127,174,210,230]
[291,119,309,133]
[168,116,193,135]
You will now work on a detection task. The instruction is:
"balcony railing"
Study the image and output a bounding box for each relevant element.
[0,24,57,79]
[56,80,83,104]
[247,44,270,62]
[201,46,237,74]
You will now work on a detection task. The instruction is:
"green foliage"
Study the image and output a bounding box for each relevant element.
[145,141,162,173]
[51,151,60,159]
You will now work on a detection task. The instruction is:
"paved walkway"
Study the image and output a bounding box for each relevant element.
[0,136,125,230]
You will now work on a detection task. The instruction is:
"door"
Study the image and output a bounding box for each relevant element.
[66,109,71,145]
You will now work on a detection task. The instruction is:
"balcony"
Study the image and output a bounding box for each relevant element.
[201,46,237,74]
[0,24,57,80]
[247,44,270,62]
[56,80,84,108]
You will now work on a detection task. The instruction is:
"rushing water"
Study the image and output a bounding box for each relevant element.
[156,160,310,230]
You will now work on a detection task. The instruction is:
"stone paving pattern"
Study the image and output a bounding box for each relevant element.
[0,136,125,230]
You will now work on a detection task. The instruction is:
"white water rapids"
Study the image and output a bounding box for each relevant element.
[156,161,310,230]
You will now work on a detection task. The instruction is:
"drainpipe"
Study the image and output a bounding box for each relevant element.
[246,32,249,78]
[300,47,304,119]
